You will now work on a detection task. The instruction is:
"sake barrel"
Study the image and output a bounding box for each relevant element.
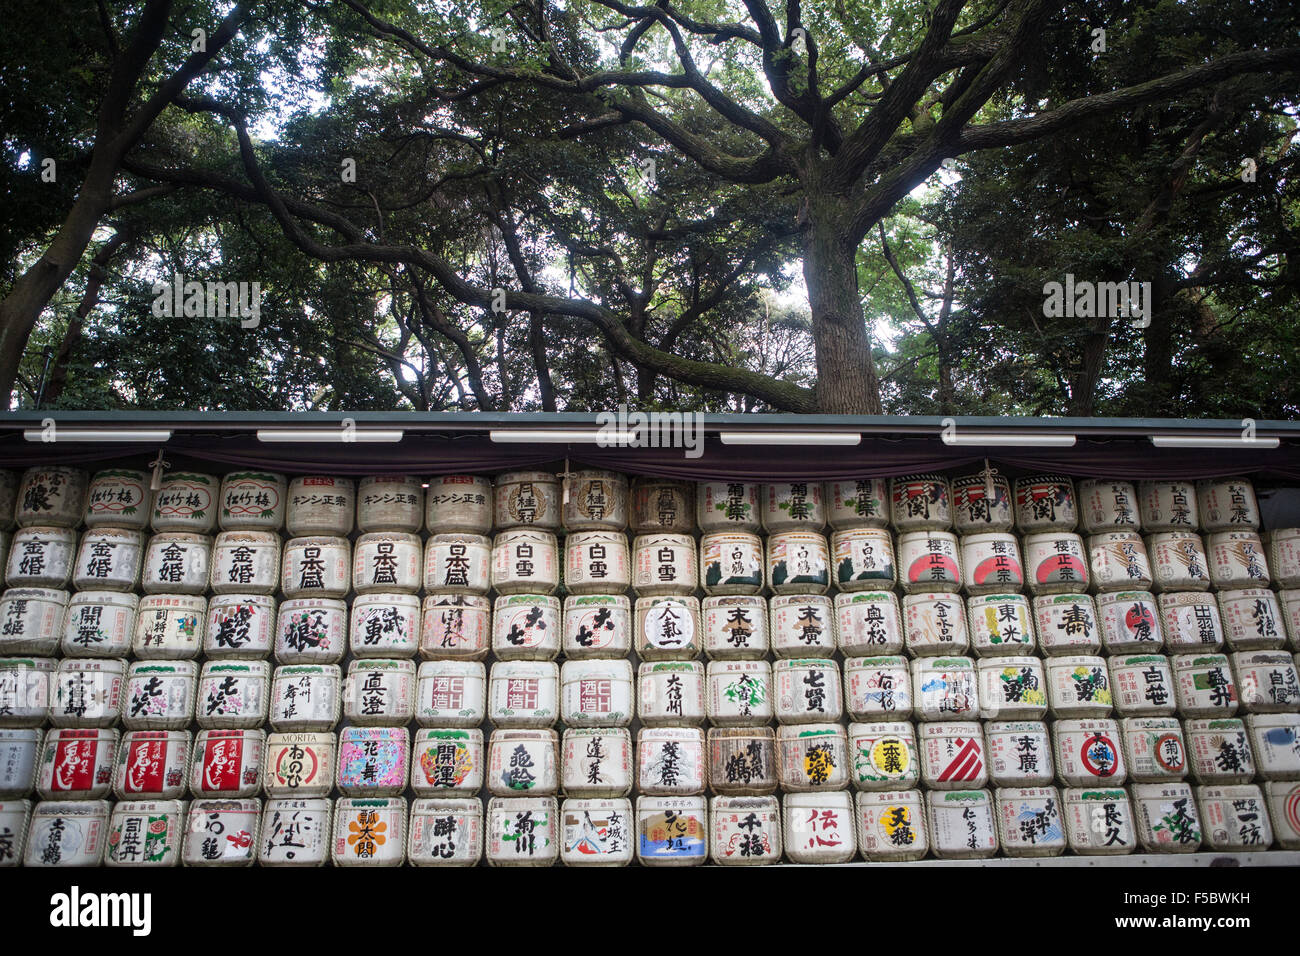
[267,664,341,733]
[24,799,110,866]
[563,594,632,659]
[37,728,118,800]
[995,786,1066,858]
[197,660,270,730]
[773,657,842,724]
[1158,591,1224,652]
[494,470,560,530]
[5,527,75,589]
[638,660,705,726]
[1197,477,1259,531]
[911,656,979,719]
[113,731,190,800]
[560,658,634,727]
[491,529,559,595]
[352,532,421,594]
[342,658,416,726]
[1053,718,1126,787]
[1267,527,1300,589]
[0,728,41,796]
[0,588,68,656]
[776,723,849,792]
[416,660,486,728]
[1120,716,1187,782]
[844,656,912,721]
[150,472,218,533]
[1146,531,1210,592]
[486,728,559,797]
[918,721,987,790]
[1139,480,1200,532]
[562,796,635,866]
[902,592,968,656]
[696,481,762,533]
[831,528,896,592]
[1206,531,1270,589]
[336,726,409,796]
[1096,590,1163,653]
[977,657,1047,721]
[350,592,420,658]
[950,471,1014,534]
[636,726,705,795]
[1131,782,1201,852]
[132,594,206,659]
[1023,531,1089,594]
[1087,531,1153,592]
[259,797,331,866]
[1185,717,1254,784]
[1196,783,1271,851]
[1172,653,1238,718]
[634,595,701,660]
[1218,588,1285,651]
[0,657,54,727]
[769,594,834,658]
[280,535,350,599]
[562,470,628,531]
[1233,650,1300,713]
[890,474,951,531]
[1108,654,1176,717]
[408,797,482,866]
[205,593,276,659]
[635,795,707,867]
[766,530,829,595]
[704,660,773,726]
[629,478,694,534]
[632,532,696,595]
[1264,781,1300,850]
[984,720,1053,787]
[122,661,196,731]
[491,593,561,661]
[61,591,137,658]
[218,470,287,531]
[707,726,777,796]
[487,660,559,728]
[15,466,87,529]
[848,721,919,791]
[331,797,407,867]
[763,481,825,532]
[835,591,904,657]
[1046,655,1113,718]
[711,794,781,865]
[1062,787,1136,856]
[1014,474,1077,532]
[967,593,1036,657]
[285,476,354,537]
[264,731,336,797]
[1245,713,1300,780]
[566,530,631,594]
[826,478,890,530]
[273,598,347,665]
[925,790,997,860]
[561,727,633,798]
[425,475,493,534]
[702,595,766,659]
[699,531,763,595]
[51,658,125,728]
[855,789,927,861]
[420,594,491,661]
[784,791,856,863]
[209,530,280,595]
[1283,590,1300,649]
[0,800,29,865]
[1078,479,1141,534]
[84,469,151,530]
[141,532,210,595]
[356,475,423,534]
[960,532,1023,594]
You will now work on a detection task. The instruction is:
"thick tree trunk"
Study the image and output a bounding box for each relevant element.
[802,218,883,413]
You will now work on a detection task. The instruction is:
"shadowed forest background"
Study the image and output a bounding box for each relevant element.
[2,0,1297,417]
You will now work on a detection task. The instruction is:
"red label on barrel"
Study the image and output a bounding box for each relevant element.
[51,731,98,792]
[123,737,166,793]
[202,734,244,791]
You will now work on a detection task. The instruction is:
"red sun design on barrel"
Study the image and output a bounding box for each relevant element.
[973,557,1023,586]
[1124,603,1156,634]
[907,555,960,584]
[1036,554,1086,584]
